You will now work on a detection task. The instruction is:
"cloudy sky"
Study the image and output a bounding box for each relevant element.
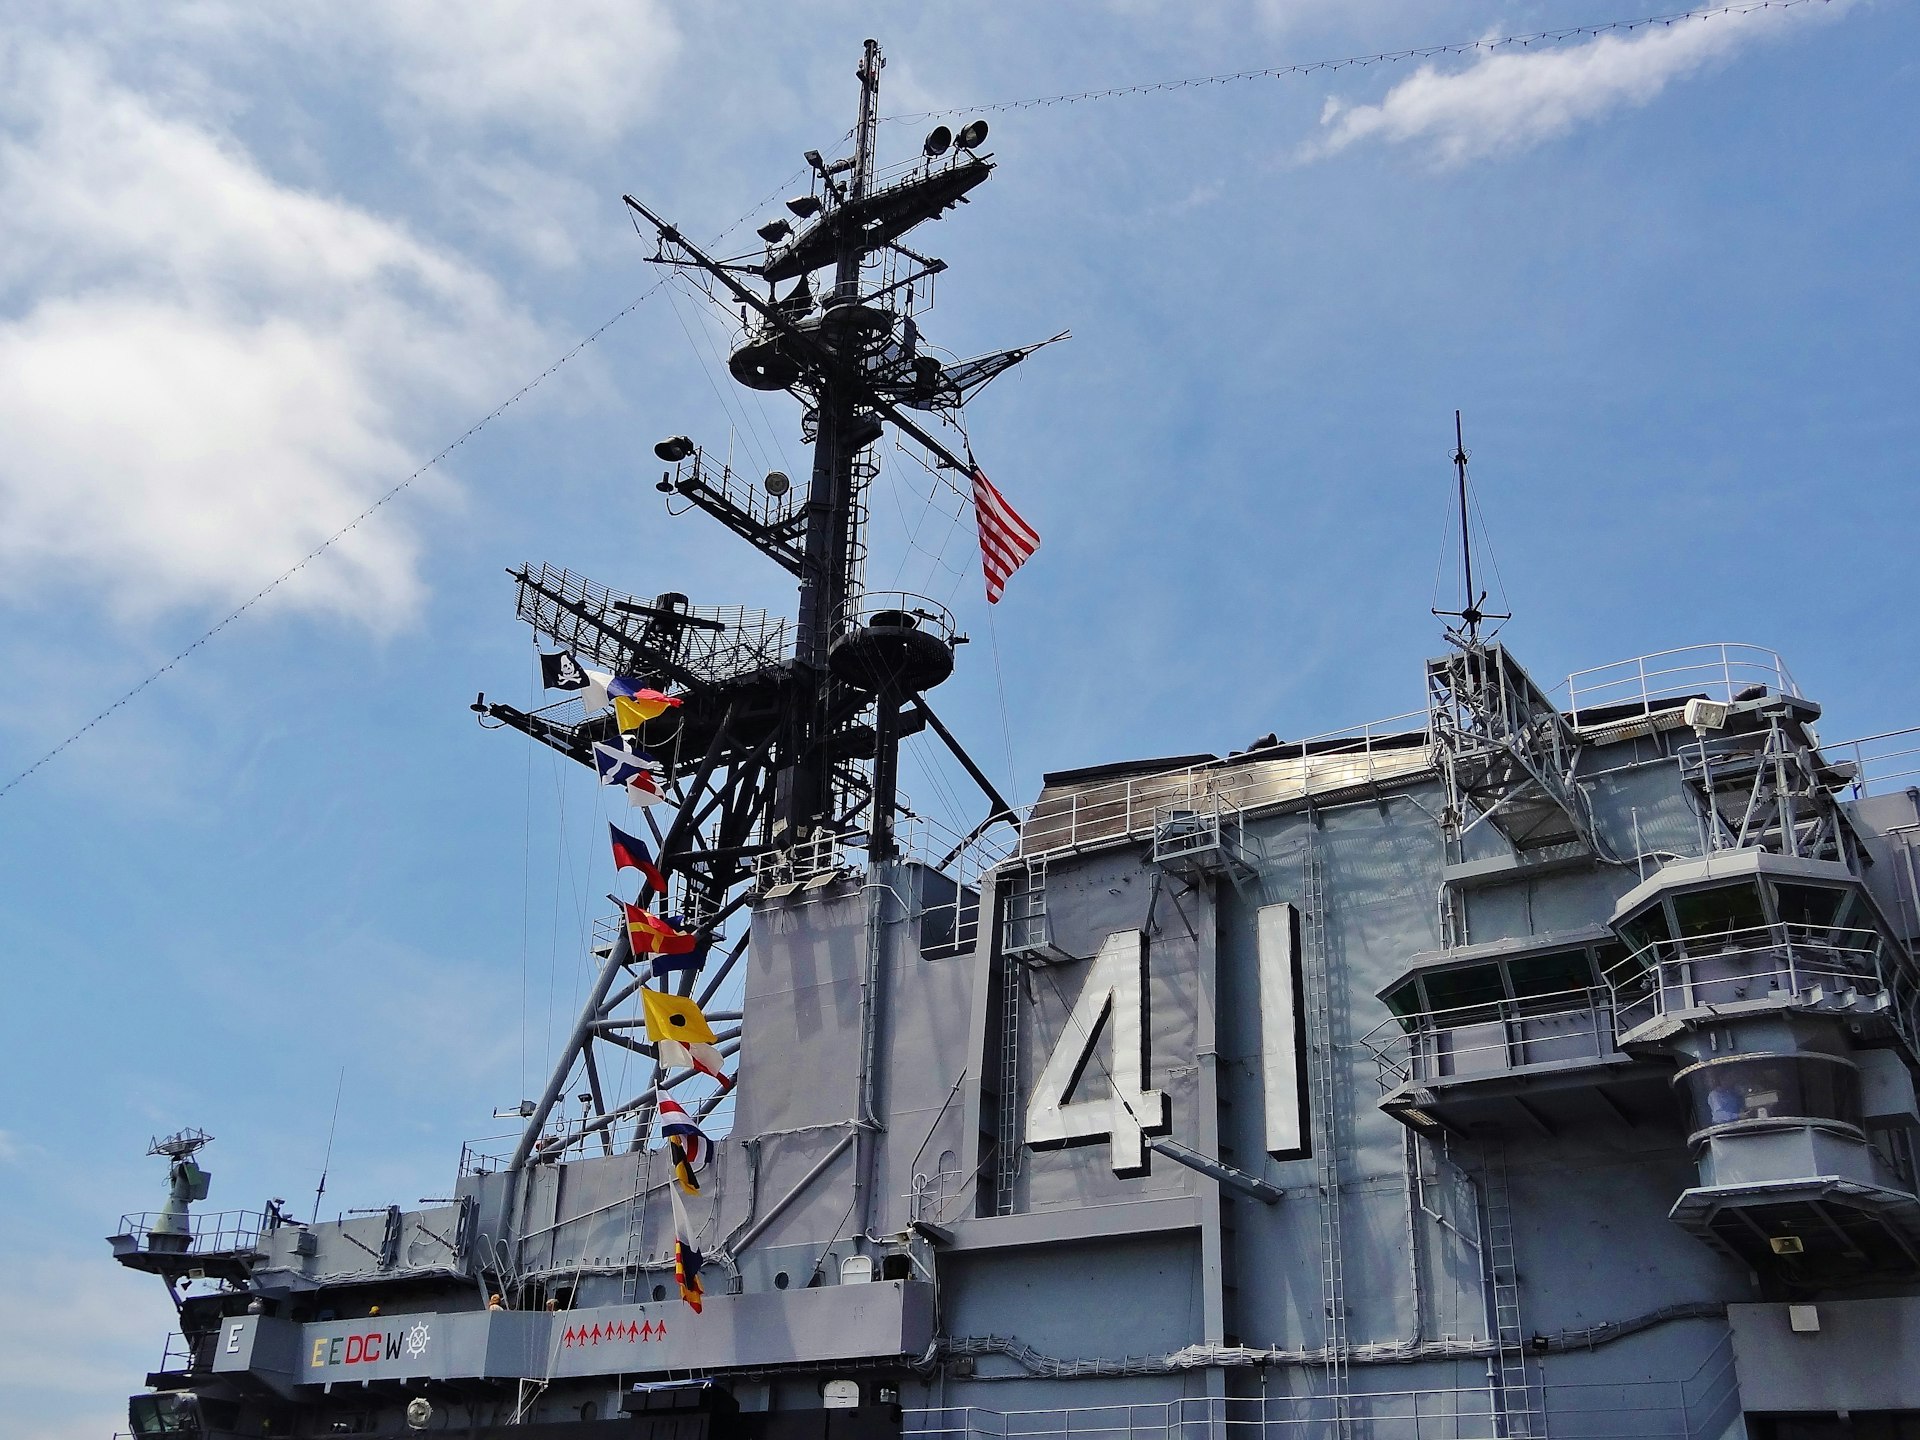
[1,2,1913,1433]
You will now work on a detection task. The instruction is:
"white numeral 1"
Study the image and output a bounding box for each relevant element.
[1027,930,1170,1176]
[1259,903,1308,1158]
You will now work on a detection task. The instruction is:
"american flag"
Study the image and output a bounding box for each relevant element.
[972,466,1039,604]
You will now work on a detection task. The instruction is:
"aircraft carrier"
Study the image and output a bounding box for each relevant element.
[109,40,1920,1440]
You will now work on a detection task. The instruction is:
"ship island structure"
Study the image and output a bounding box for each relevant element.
[109,41,1920,1440]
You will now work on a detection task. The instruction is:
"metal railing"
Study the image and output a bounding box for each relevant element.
[113,1208,264,1255]
[1605,922,1895,1038]
[1562,643,1799,728]
[835,590,959,645]
[1360,987,1620,1092]
[155,1330,195,1375]
[1826,725,1920,797]
[900,809,1015,958]
[460,1136,519,1177]
[1018,712,1431,862]
[905,1341,1741,1440]
[755,829,862,892]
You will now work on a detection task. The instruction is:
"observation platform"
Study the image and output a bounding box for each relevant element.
[109,1209,265,1283]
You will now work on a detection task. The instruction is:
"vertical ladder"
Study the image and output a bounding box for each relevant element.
[992,947,1023,1215]
[1477,1141,1543,1438]
[1301,817,1350,1436]
[619,1078,661,1305]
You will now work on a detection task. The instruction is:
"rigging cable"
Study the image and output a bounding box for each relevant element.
[885,0,1837,121]
[0,167,813,802]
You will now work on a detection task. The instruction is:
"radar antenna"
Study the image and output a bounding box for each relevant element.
[1433,410,1510,646]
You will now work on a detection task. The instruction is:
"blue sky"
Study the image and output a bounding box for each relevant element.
[2,3,1914,1434]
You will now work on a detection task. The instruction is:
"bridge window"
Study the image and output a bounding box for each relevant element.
[1506,949,1596,1014]
[1673,881,1767,945]
[1383,981,1422,1032]
[1676,1052,1863,1137]
[1422,963,1507,1021]
[1774,882,1853,937]
[1618,902,1671,959]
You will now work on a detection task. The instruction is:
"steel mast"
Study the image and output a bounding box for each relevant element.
[478,40,1055,1176]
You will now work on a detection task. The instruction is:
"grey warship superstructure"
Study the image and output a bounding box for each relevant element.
[110,42,1920,1440]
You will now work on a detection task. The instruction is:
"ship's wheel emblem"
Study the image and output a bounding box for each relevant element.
[404,1322,430,1357]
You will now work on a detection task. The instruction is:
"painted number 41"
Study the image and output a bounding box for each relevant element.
[1023,906,1306,1177]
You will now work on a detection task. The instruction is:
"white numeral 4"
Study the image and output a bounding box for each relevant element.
[1026,930,1170,1176]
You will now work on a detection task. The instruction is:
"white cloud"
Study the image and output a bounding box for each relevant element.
[0,1129,20,1162]
[0,35,544,626]
[346,0,684,142]
[0,1252,177,1440]
[1307,5,1837,167]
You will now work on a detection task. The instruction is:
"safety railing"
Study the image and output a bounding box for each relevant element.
[899,808,1016,958]
[459,1136,519,1178]
[755,829,862,892]
[112,1208,265,1256]
[1360,987,1621,1092]
[1605,922,1896,1039]
[906,1343,1741,1440]
[835,590,959,646]
[1826,724,1920,797]
[1562,643,1799,728]
[1018,711,1430,862]
[155,1329,196,1375]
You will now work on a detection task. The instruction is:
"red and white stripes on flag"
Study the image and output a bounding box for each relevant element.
[971,467,1039,604]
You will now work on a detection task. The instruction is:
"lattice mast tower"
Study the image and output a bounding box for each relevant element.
[475,41,1049,1166]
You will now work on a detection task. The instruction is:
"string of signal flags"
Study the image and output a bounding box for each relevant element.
[601,738,719,1311]
[547,643,729,1311]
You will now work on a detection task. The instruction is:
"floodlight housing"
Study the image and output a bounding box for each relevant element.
[923,126,952,158]
[956,119,989,150]
[757,218,792,243]
[1684,698,1731,731]
[654,435,695,463]
[785,194,823,218]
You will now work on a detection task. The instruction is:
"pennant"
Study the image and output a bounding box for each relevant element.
[609,824,668,894]
[580,665,613,712]
[667,1138,700,1195]
[622,903,699,958]
[658,1098,711,1179]
[659,1039,733,1090]
[669,1185,704,1313]
[643,988,733,1091]
[624,764,667,808]
[540,651,590,691]
[971,466,1039,604]
[614,687,682,732]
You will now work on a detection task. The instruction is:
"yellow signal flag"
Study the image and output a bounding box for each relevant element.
[613,689,680,730]
[642,988,718,1047]
[615,695,659,731]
